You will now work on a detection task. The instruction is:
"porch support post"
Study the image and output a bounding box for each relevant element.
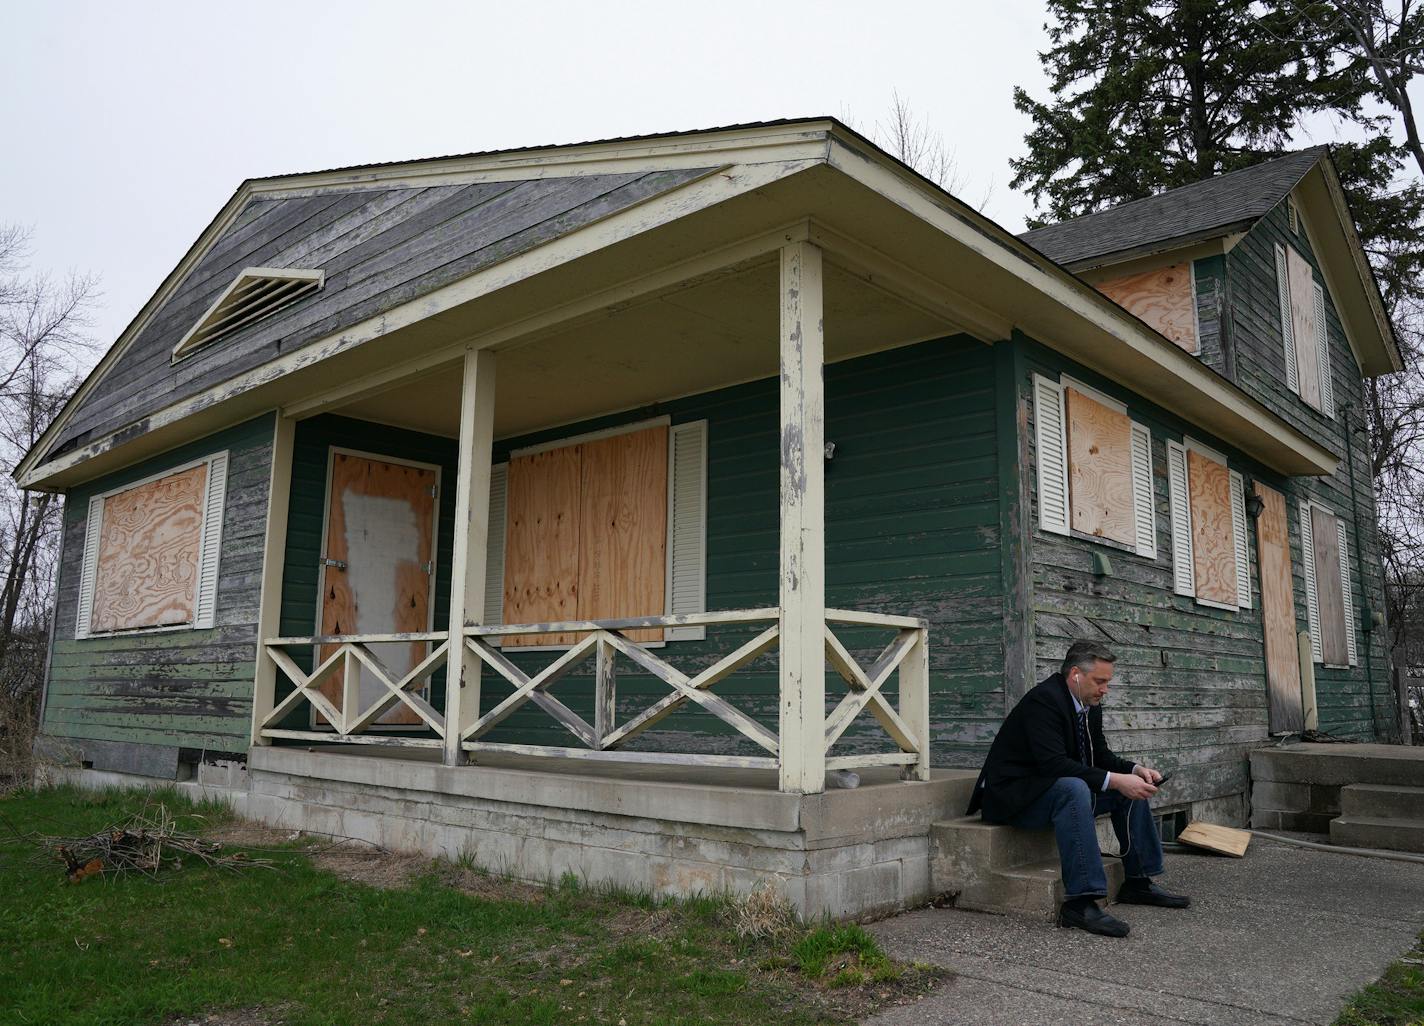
[250,413,296,747]
[443,348,497,767]
[778,240,826,795]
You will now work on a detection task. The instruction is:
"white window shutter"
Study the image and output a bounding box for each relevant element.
[1033,375,1070,536]
[193,451,228,629]
[482,463,508,627]
[665,420,708,642]
[1277,245,1299,395]
[1229,471,1251,610]
[75,495,104,639]
[1166,440,1194,597]
[1337,518,1357,666]
[1314,283,1333,418]
[1130,422,1156,559]
[1301,500,1322,663]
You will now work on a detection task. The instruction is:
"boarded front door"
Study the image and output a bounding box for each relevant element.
[316,451,438,727]
[1254,482,1304,732]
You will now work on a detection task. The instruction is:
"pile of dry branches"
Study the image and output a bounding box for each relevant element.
[32,801,273,883]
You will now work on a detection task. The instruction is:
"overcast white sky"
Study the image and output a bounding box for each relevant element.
[0,1,1053,352]
[0,1,1408,358]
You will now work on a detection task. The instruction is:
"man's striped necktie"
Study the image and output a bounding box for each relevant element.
[1077,708,1092,765]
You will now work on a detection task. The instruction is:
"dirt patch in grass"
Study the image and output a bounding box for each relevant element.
[204,820,299,850]
[163,1005,293,1026]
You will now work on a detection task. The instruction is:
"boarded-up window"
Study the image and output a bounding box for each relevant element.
[489,420,708,646]
[1095,262,1198,354]
[1066,386,1136,547]
[76,453,228,637]
[1034,375,1155,559]
[1166,439,1250,611]
[1300,500,1357,667]
[1276,243,1334,418]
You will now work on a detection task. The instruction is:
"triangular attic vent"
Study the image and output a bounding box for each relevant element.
[173,266,324,359]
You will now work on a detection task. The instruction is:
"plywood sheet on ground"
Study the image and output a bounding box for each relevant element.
[1178,821,1251,857]
[318,452,436,725]
[1287,246,1322,409]
[1255,483,1303,732]
[1065,387,1135,546]
[504,446,582,646]
[1188,451,1236,606]
[578,425,668,643]
[1311,506,1349,666]
[1096,262,1197,353]
[91,464,207,633]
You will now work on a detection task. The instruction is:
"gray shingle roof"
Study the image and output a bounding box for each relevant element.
[1019,147,1328,266]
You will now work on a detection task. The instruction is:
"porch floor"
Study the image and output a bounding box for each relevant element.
[266,739,942,792]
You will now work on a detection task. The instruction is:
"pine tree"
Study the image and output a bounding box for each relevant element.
[1010,0,1373,225]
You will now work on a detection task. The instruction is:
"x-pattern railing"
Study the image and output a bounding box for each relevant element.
[255,609,930,777]
[461,608,929,774]
[258,632,449,748]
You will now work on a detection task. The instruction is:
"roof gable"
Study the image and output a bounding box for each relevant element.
[1020,149,1326,268]
[1020,148,1400,376]
[40,168,715,463]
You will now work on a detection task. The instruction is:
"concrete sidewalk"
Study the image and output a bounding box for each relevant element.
[868,834,1424,1025]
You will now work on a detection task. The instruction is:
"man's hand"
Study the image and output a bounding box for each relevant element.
[1111,772,1157,800]
[1132,765,1163,785]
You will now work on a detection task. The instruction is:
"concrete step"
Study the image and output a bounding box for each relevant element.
[1340,783,1424,820]
[931,816,1126,920]
[953,858,1127,919]
[930,816,1059,874]
[1251,744,1424,789]
[1329,815,1424,853]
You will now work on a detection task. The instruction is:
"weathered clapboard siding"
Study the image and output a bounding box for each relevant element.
[1018,337,1272,807]
[43,414,276,752]
[1192,255,1232,380]
[1225,204,1394,739]
[48,168,716,461]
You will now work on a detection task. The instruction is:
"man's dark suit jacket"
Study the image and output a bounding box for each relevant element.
[965,672,1135,823]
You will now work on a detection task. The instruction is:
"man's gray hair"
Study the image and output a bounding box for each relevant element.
[1061,640,1117,677]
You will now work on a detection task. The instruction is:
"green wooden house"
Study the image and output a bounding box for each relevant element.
[22,121,1401,916]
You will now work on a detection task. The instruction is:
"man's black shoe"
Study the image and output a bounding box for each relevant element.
[1057,900,1130,937]
[1116,878,1191,908]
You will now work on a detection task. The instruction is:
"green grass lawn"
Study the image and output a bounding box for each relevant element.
[1335,930,1424,1026]
[0,786,939,1026]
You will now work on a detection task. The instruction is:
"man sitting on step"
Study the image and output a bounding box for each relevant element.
[966,640,1191,937]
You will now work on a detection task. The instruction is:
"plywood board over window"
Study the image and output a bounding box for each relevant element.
[1287,247,1322,410]
[1095,262,1197,354]
[1310,506,1350,667]
[1254,482,1303,733]
[1065,386,1136,546]
[504,445,582,647]
[1188,450,1236,606]
[503,423,670,647]
[1033,375,1156,559]
[1167,439,1250,611]
[76,453,228,638]
[91,464,208,632]
[578,426,668,642]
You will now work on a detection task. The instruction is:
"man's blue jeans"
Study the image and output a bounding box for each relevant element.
[1009,776,1165,899]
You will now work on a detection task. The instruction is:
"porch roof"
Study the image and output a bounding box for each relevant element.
[18,118,1337,490]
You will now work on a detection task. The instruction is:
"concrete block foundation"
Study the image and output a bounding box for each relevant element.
[46,744,978,921]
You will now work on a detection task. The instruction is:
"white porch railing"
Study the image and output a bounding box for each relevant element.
[255,608,930,784]
[257,631,450,749]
